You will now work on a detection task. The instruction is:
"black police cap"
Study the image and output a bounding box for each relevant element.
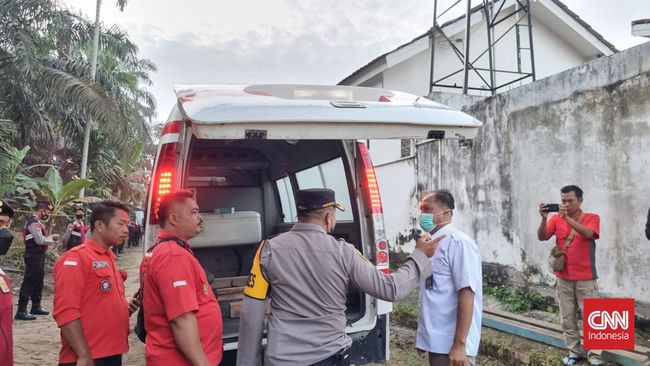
[0,200,14,218]
[296,188,345,212]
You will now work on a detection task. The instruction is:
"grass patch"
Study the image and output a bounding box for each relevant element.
[486,285,550,313]
[392,303,419,329]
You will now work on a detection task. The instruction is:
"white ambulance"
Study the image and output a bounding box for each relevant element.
[144,84,482,364]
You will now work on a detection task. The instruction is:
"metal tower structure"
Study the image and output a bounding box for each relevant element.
[429,0,537,95]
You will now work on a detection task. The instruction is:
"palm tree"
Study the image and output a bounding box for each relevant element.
[79,0,129,197]
[0,0,126,153]
[0,0,156,207]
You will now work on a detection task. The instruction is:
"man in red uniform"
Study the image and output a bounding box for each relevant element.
[0,199,16,366]
[538,185,603,366]
[53,200,140,366]
[139,190,222,366]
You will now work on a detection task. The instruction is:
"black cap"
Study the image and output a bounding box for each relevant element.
[296,188,345,212]
[0,200,14,218]
[36,200,54,211]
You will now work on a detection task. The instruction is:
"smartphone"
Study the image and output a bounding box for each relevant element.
[546,203,560,212]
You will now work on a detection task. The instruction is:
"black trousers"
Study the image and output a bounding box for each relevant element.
[17,251,45,311]
[310,355,336,366]
[310,348,350,366]
[59,354,122,366]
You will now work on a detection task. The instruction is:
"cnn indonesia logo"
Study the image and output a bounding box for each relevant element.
[583,298,635,350]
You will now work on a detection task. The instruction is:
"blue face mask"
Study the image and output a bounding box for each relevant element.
[419,210,450,233]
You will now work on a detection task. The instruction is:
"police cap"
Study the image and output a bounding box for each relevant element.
[0,200,14,218]
[296,188,345,212]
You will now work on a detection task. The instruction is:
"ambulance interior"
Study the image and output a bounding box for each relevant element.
[184,138,365,339]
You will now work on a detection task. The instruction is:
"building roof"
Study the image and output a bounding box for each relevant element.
[339,0,618,86]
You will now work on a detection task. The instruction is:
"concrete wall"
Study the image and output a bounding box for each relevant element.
[377,42,650,302]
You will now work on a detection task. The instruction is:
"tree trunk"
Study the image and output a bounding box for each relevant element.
[79,0,102,198]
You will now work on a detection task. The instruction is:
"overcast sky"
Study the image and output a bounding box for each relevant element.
[62,0,648,120]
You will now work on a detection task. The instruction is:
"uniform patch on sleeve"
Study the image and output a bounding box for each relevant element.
[63,260,78,266]
[244,240,270,300]
[173,280,187,288]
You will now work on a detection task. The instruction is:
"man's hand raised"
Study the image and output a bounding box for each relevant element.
[416,233,446,258]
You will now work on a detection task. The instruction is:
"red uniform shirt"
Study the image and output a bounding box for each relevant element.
[547,211,600,281]
[53,239,129,363]
[0,269,12,366]
[140,231,223,366]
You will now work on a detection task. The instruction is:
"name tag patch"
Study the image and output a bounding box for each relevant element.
[173,280,187,288]
[63,260,78,266]
[92,261,109,269]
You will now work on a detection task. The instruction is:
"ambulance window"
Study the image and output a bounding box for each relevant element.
[276,176,297,223]
[295,158,353,222]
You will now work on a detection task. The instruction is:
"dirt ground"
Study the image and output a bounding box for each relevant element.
[8,245,628,366]
[11,245,146,366]
[9,245,497,366]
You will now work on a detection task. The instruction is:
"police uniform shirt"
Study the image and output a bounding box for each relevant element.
[415,224,483,357]
[237,223,432,366]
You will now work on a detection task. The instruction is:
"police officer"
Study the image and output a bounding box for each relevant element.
[237,188,445,366]
[0,200,15,365]
[15,200,60,320]
[63,205,86,251]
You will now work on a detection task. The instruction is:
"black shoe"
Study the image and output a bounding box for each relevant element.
[30,307,49,315]
[15,311,36,320]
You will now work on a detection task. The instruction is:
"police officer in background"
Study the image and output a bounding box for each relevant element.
[0,200,16,365]
[63,205,87,251]
[237,188,445,366]
[15,200,60,320]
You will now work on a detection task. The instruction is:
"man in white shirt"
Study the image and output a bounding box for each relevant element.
[416,190,483,366]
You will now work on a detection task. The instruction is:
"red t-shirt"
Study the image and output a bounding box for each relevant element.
[53,239,129,363]
[140,231,223,366]
[547,211,600,281]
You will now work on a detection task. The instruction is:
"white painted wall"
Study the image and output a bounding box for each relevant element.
[375,158,419,253]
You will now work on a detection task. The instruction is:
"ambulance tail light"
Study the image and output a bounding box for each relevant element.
[357,142,390,275]
[148,120,181,224]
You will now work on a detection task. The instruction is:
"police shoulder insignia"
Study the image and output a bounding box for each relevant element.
[244,240,270,300]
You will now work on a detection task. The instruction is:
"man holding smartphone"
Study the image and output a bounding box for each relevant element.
[538,185,603,366]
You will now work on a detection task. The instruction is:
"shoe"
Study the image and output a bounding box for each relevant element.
[562,355,582,365]
[30,307,50,315]
[15,311,36,320]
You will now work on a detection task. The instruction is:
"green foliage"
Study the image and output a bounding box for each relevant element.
[37,167,93,214]
[486,285,548,313]
[392,303,420,329]
[0,145,30,196]
[0,0,155,208]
